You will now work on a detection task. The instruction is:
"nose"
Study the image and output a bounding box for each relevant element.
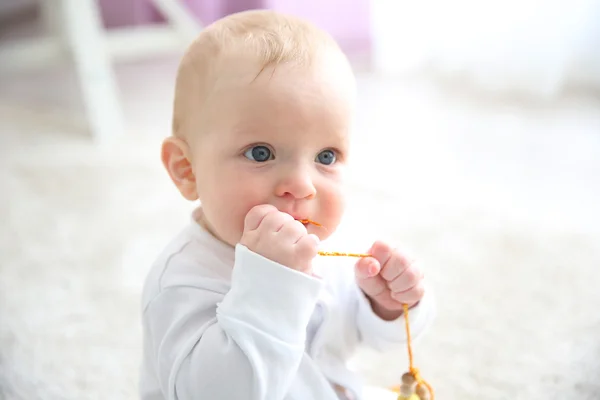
[275,165,317,200]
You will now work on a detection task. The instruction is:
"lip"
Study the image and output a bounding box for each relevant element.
[280,211,308,221]
[278,210,320,226]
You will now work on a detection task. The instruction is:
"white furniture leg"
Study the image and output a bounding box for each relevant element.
[0,0,203,144]
[150,0,202,41]
[60,0,124,144]
[40,0,61,37]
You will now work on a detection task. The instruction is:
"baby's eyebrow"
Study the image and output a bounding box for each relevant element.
[230,121,278,138]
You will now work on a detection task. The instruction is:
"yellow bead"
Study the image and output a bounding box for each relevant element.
[398,383,414,396]
[397,394,419,400]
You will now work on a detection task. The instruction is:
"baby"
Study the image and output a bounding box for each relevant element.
[140,9,435,400]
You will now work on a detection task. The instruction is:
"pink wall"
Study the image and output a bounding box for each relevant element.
[98,0,161,28]
[97,0,371,55]
[265,0,371,54]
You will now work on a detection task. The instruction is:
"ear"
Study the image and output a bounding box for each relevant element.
[161,136,199,201]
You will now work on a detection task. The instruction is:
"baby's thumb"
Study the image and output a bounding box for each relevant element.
[355,256,380,280]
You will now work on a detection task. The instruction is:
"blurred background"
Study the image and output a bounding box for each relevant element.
[1,0,599,399]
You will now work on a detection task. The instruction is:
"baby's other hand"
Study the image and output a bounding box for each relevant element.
[240,205,320,274]
[355,241,425,320]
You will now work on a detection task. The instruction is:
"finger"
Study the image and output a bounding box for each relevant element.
[380,250,411,282]
[368,241,394,278]
[258,210,293,233]
[387,265,422,293]
[277,220,307,243]
[244,204,279,232]
[357,274,389,300]
[390,281,425,306]
[356,262,388,301]
[355,256,381,280]
[295,233,320,257]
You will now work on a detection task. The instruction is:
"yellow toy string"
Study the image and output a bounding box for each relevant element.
[301,219,434,400]
[317,251,373,258]
[403,302,435,400]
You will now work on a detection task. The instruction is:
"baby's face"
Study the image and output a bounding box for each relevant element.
[191,57,356,247]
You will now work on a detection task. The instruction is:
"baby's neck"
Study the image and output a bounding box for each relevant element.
[192,207,233,248]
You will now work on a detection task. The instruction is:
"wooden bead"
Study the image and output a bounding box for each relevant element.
[401,372,416,386]
[397,372,418,400]
[415,384,430,400]
[399,383,415,396]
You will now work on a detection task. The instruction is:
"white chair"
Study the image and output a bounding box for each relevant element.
[0,0,202,144]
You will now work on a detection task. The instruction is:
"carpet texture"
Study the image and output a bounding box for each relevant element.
[1,59,599,400]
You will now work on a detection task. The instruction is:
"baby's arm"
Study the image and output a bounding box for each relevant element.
[144,245,322,400]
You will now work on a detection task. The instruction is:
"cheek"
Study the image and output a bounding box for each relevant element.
[318,183,345,231]
[196,166,272,244]
[198,163,258,201]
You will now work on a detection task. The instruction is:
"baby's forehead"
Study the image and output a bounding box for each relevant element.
[172,10,355,139]
[222,86,352,149]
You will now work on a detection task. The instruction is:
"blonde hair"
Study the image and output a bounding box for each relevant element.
[172,9,345,138]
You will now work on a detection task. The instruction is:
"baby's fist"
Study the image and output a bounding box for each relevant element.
[355,241,425,318]
[240,205,320,274]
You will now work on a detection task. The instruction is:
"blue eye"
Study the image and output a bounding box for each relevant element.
[244,146,273,162]
[316,149,336,165]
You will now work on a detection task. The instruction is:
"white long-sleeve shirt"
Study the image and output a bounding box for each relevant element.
[139,214,435,400]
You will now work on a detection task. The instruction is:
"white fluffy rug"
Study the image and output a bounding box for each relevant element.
[1,60,600,400]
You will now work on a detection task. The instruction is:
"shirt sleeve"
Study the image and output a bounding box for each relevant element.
[143,244,323,400]
[355,282,436,351]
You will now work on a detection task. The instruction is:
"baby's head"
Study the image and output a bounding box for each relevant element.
[162,9,357,247]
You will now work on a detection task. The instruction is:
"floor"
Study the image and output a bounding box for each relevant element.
[1,54,600,400]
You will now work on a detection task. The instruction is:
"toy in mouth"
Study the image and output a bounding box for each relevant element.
[296,218,322,227]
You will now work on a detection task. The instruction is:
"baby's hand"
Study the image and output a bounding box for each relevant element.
[355,241,425,320]
[240,205,320,274]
